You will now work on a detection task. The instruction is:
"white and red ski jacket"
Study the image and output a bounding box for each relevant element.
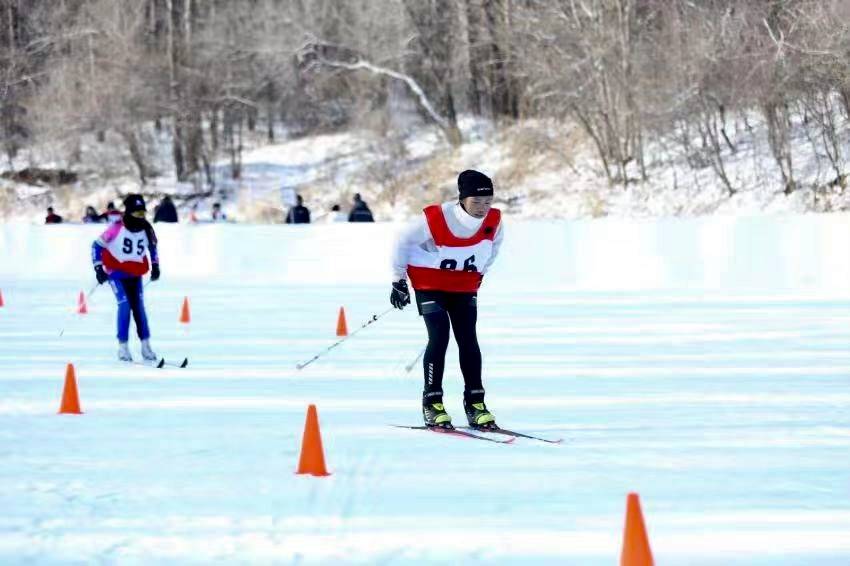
[93,220,154,277]
[392,201,504,293]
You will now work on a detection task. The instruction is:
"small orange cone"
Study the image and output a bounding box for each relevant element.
[58,363,83,414]
[77,291,88,314]
[621,493,654,566]
[179,297,191,323]
[0,289,4,307]
[296,404,330,476]
[336,307,348,337]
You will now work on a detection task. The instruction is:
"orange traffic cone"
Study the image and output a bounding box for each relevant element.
[0,289,4,307]
[621,493,654,566]
[58,363,83,414]
[77,291,88,314]
[179,297,191,323]
[296,404,330,476]
[336,307,348,337]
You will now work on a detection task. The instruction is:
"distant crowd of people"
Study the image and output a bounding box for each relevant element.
[47,202,122,224]
[45,196,228,225]
[285,193,374,224]
[45,192,376,225]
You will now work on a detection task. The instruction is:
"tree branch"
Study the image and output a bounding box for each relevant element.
[319,57,451,133]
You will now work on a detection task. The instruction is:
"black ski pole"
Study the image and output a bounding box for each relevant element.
[296,308,395,370]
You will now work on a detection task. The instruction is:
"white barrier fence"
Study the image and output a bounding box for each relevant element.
[3,214,850,293]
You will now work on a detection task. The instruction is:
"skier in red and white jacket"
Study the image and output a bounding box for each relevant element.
[92,194,160,362]
[390,170,504,430]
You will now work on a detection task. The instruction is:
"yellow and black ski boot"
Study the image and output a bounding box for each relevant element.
[464,400,497,430]
[423,403,453,429]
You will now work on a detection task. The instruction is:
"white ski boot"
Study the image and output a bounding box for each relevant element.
[118,342,133,362]
[140,339,158,362]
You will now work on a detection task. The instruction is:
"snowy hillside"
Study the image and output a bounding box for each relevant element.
[2,218,850,564]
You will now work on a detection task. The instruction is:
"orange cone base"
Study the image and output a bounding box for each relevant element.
[59,363,83,415]
[296,404,330,476]
[297,469,331,477]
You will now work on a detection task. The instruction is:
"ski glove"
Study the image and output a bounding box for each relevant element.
[390,279,411,310]
[151,263,160,281]
[94,265,108,284]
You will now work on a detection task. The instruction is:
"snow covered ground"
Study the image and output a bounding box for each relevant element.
[1,217,850,564]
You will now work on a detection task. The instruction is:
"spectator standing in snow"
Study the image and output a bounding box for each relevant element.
[211,202,228,222]
[329,204,347,222]
[348,193,374,222]
[153,195,179,223]
[101,202,122,223]
[83,206,102,223]
[285,195,311,224]
[45,207,63,224]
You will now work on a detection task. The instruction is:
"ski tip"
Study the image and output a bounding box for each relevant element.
[180,357,188,368]
[157,358,165,368]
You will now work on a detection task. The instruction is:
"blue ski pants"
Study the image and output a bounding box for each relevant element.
[108,276,150,342]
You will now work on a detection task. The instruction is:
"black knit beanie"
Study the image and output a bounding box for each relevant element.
[122,194,153,238]
[457,170,494,200]
[123,194,147,214]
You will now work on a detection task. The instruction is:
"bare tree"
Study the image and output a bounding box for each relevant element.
[519,0,648,186]
[5,0,850,205]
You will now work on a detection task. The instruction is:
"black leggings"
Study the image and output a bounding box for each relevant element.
[417,291,485,405]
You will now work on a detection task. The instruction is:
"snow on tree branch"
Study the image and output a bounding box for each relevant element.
[297,42,460,145]
[321,58,451,133]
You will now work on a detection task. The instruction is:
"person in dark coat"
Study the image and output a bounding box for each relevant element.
[101,202,123,223]
[329,204,347,222]
[45,207,63,224]
[211,202,228,222]
[285,195,311,224]
[153,195,179,223]
[83,206,102,223]
[348,193,374,223]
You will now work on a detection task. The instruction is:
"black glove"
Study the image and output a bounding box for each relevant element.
[390,279,411,310]
[151,263,160,281]
[94,265,108,284]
